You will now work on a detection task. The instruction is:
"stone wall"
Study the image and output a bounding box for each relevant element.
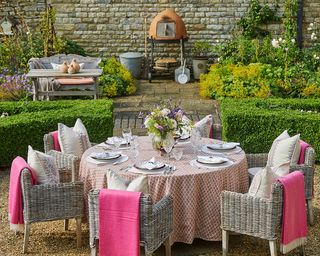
[1,0,320,58]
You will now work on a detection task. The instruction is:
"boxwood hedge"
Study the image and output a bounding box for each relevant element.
[0,99,113,167]
[220,98,320,161]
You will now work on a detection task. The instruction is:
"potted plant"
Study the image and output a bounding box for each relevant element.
[191,40,212,80]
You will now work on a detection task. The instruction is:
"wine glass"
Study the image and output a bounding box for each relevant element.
[163,135,175,160]
[190,129,201,156]
[112,136,122,151]
[122,128,132,147]
[172,148,183,161]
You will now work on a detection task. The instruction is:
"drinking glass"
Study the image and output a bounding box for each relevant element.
[163,135,175,160]
[122,128,132,147]
[190,129,201,155]
[172,148,183,161]
[112,136,122,151]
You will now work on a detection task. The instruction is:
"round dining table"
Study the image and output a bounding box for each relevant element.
[79,136,249,245]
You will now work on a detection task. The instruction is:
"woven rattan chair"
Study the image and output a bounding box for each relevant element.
[44,133,80,182]
[20,169,84,253]
[246,146,316,225]
[89,189,173,256]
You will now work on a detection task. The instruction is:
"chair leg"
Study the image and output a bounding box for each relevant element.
[164,237,171,256]
[269,240,277,256]
[76,218,82,247]
[64,219,69,231]
[299,245,306,256]
[307,199,314,225]
[23,224,31,254]
[222,230,229,256]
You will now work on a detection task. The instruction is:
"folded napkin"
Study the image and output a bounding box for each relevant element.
[207,142,240,150]
[128,166,166,175]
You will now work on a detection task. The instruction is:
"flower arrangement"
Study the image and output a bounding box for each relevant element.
[142,99,192,150]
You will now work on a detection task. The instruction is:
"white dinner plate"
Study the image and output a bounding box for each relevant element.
[134,161,165,171]
[207,142,239,150]
[105,138,128,146]
[196,156,228,164]
[190,159,234,169]
[90,152,121,160]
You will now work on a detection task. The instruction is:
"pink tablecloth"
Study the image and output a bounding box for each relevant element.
[79,136,248,245]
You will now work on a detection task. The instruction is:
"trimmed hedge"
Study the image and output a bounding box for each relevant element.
[220,98,320,161]
[0,99,113,167]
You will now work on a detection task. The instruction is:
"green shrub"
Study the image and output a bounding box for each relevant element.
[200,63,270,99]
[220,98,320,161]
[0,99,113,166]
[99,57,136,98]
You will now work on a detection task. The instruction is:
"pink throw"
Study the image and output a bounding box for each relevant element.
[298,140,310,164]
[278,171,307,254]
[99,189,142,256]
[50,131,61,151]
[8,156,37,232]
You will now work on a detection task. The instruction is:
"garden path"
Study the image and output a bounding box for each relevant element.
[112,79,222,139]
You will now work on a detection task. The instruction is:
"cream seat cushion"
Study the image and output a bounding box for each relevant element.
[106,170,149,195]
[27,145,60,184]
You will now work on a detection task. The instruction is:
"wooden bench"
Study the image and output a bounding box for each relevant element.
[27,54,102,100]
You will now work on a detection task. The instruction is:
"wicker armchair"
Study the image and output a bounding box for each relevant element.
[89,189,173,256]
[221,182,284,256]
[44,133,80,182]
[20,169,84,253]
[246,146,316,225]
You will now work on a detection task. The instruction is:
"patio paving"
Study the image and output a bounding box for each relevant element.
[112,79,222,139]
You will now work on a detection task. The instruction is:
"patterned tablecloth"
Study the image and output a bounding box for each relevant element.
[79,136,249,245]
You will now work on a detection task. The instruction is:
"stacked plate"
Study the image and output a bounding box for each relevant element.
[190,155,233,169]
[129,160,169,174]
[105,137,130,148]
[88,151,128,165]
[202,142,241,155]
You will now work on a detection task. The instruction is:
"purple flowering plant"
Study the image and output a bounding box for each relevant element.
[0,68,32,101]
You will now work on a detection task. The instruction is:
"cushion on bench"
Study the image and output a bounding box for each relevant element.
[55,78,95,85]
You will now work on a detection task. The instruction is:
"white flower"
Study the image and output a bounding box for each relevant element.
[291,39,295,43]
[310,23,314,27]
[216,40,220,43]
[144,117,151,128]
[217,57,220,62]
[317,56,320,60]
[161,108,170,116]
[314,54,317,58]
[271,39,280,48]
[285,47,289,52]
[279,37,283,42]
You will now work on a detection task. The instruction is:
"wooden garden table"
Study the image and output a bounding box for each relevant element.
[26,69,102,100]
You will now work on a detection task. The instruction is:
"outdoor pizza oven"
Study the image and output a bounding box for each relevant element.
[149,9,188,40]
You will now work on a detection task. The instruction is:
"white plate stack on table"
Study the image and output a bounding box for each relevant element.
[190,155,234,169]
[87,151,129,166]
[201,142,242,155]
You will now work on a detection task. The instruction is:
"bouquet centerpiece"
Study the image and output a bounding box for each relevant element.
[142,99,193,151]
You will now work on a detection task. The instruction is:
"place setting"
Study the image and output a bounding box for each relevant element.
[126,157,176,175]
[201,142,242,155]
[190,155,234,169]
[86,151,129,166]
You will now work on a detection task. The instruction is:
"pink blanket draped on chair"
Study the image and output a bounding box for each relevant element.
[298,140,310,164]
[278,171,307,254]
[99,189,142,256]
[8,156,37,232]
[50,131,61,151]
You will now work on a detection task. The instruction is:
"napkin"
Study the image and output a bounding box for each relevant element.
[141,157,158,170]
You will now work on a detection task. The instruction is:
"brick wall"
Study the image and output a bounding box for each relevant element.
[1,0,319,57]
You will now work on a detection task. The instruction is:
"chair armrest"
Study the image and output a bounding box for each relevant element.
[246,153,268,168]
[47,150,80,182]
[21,170,84,224]
[88,189,99,249]
[221,184,282,240]
[289,165,314,199]
[143,195,173,252]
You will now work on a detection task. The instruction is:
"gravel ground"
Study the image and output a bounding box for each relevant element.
[1,168,320,256]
